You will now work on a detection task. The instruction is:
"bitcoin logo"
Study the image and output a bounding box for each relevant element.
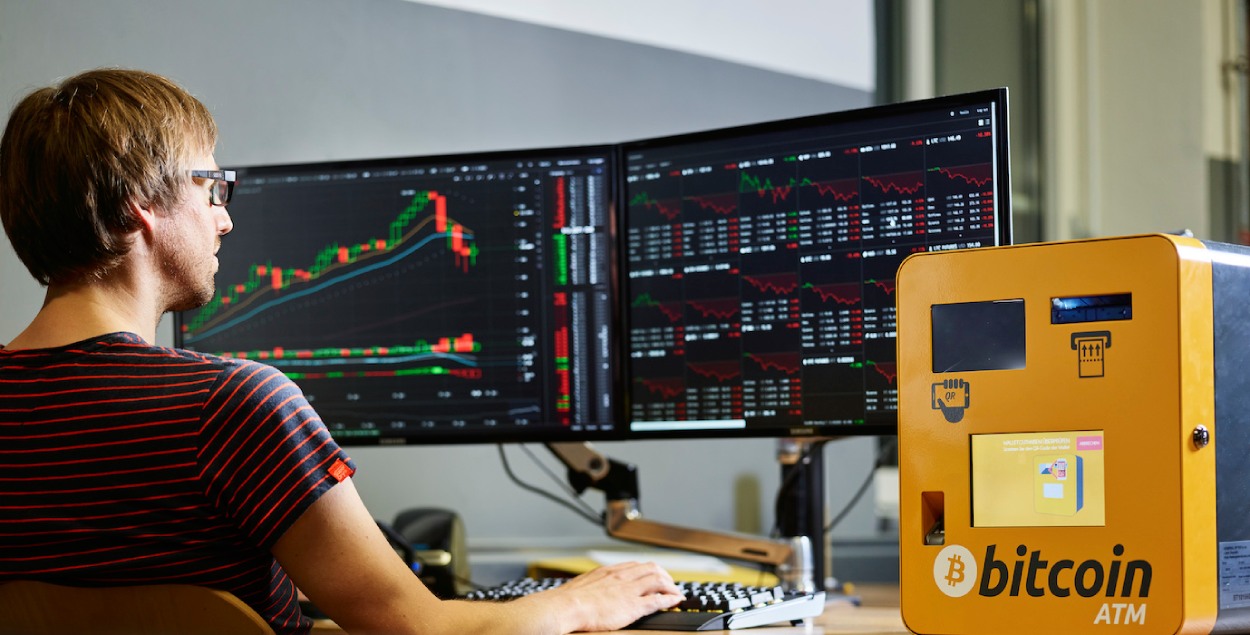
[945,555,965,585]
[933,545,977,597]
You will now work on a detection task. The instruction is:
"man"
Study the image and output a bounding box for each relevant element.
[0,68,682,635]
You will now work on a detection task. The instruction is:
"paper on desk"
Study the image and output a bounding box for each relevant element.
[587,549,732,574]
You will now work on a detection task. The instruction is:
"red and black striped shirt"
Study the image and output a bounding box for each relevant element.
[0,332,355,635]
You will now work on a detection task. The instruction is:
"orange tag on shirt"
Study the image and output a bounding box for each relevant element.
[328,458,354,482]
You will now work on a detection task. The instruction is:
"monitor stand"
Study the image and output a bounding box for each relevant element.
[546,442,817,593]
[775,438,830,591]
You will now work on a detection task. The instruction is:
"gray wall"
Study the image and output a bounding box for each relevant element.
[0,0,882,563]
[1040,0,1222,243]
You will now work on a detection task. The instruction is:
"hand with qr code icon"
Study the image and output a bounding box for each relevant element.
[932,378,970,423]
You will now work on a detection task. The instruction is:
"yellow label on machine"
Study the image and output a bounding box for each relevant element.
[970,431,1105,527]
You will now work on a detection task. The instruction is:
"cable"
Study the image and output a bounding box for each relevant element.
[518,444,600,519]
[823,437,897,536]
[497,444,602,525]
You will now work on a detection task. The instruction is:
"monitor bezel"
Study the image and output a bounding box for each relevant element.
[615,88,1012,441]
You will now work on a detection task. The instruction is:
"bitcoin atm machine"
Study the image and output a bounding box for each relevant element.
[897,234,1250,634]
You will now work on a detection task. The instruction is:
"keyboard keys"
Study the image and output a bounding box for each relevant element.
[463,578,826,630]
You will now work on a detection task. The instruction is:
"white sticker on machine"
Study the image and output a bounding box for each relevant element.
[1219,541,1250,609]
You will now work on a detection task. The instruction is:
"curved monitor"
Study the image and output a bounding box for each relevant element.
[174,89,1010,446]
[174,146,620,444]
[620,89,1011,439]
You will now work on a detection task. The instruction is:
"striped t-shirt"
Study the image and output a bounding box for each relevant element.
[0,332,356,635]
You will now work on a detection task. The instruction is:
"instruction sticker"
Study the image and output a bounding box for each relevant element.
[971,430,1106,527]
[1220,541,1250,609]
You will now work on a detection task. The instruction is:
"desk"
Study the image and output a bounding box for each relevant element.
[309,585,909,634]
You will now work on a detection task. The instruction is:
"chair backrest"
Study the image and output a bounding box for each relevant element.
[0,581,275,635]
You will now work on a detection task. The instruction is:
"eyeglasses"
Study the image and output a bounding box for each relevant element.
[190,169,236,207]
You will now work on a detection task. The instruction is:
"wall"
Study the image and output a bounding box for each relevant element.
[1040,0,1245,243]
[934,0,1042,244]
[402,0,876,89]
[900,0,1246,246]
[0,0,884,573]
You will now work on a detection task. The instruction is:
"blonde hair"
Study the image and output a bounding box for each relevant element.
[0,68,218,285]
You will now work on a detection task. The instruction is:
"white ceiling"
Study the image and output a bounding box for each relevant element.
[404,0,875,91]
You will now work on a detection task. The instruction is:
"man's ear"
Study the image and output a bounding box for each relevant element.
[130,198,157,234]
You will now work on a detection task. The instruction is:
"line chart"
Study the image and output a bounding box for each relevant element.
[803,282,862,305]
[637,377,686,400]
[687,360,742,382]
[868,361,897,384]
[687,297,741,320]
[222,332,477,362]
[239,333,483,381]
[630,191,682,220]
[688,193,738,216]
[740,173,794,203]
[633,293,685,323]
[867,278,896,295]
[739,174,860,204]
[808,178,860,202]
[743,272,800,295]
[183,191,475,342]
[931,163,993,187]
[746,352,802,375]
[863,172,925,195]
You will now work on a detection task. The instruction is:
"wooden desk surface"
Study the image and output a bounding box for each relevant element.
[310,585,910,634]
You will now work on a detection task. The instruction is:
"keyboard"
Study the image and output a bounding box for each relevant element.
[462,578,827,631]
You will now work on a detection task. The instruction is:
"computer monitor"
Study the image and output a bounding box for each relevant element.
[170,93,1011,587]
[620,89,1011,439]
[173,147,620,444]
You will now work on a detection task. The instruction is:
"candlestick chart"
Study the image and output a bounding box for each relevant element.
[175,150,617,442]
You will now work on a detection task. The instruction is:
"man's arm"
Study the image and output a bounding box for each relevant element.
[272,478,683,635]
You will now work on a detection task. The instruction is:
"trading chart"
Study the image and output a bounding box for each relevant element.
[179,150,616,441]
[624,102,1005,432]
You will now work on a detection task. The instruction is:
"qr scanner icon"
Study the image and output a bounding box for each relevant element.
[931,378,970,423]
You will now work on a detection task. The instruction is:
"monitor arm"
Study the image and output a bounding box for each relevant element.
[545,441,815,592]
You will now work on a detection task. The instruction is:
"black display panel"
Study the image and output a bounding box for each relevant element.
[621,89,1012,438]
[174,147,618,444]
[932,299,1026,373]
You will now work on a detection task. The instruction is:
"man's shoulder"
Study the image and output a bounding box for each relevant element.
[127,339,289,385]
[167,347,288,380]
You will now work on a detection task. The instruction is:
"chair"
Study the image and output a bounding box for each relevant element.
[0,581,275,635]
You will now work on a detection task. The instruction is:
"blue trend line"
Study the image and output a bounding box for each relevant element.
[186,230,473,343]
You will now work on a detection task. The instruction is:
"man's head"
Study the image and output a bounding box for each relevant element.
[0,68,219,286]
